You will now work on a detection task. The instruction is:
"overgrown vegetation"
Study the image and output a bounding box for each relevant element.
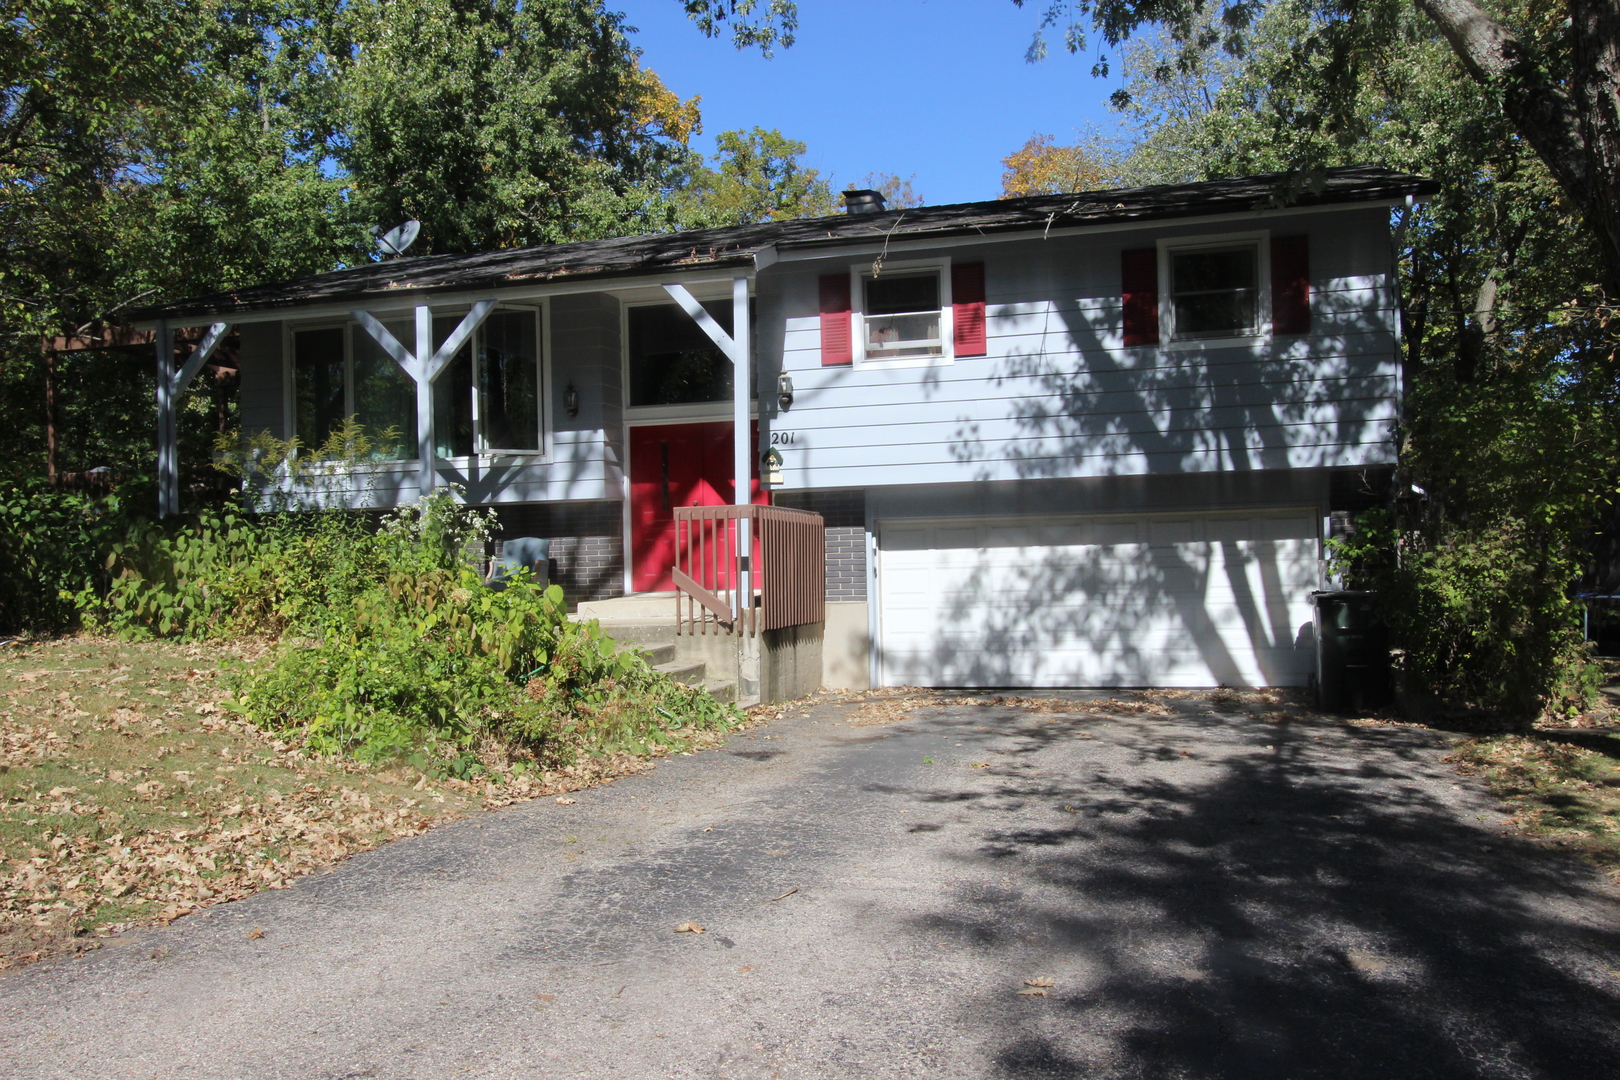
[64,490,741,771]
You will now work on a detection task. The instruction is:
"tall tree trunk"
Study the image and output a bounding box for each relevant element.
[1416,0,1620,292]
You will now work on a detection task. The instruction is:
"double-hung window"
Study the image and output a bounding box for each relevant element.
[1164,239,1265,342]
[289,305,543,461]
[861,271,945,360]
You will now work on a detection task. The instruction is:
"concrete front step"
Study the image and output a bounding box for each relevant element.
[653,659,707,686]
[581,605,751,707]
[576,593,678,621]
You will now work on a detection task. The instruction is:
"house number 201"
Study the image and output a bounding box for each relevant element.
[769,432,796,446]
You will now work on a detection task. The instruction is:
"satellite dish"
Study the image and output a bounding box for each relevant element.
[374,219,421,257]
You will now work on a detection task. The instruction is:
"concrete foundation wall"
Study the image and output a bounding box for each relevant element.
[823,602,870,690]
[760,622,825,703]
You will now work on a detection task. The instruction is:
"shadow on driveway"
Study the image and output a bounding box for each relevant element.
[900,710,1620,1078]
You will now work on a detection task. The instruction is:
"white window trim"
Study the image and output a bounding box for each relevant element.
[282,300,552,466]
[1157,230,1271,350]
[621,291,754,419]
[851,257,955,369]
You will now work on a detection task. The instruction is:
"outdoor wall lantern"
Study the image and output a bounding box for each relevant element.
[777,374,794,411]
[564,382,580,417]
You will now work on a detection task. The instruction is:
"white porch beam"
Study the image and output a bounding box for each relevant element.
[155,319,230,518]
[663,283,741,363]
[351,311,418,378]
[352,300,497,500]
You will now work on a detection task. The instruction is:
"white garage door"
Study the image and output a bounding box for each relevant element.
[876,509,1319,688]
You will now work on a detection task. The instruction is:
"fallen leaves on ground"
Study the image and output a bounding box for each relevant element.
[828,687,1178,728]
[1447,731,1620,882]
[0,637,708,970]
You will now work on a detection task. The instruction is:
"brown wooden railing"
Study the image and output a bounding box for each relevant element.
[673,505,824,636]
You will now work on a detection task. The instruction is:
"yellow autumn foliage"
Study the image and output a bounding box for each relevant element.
[1000,134,1114,198]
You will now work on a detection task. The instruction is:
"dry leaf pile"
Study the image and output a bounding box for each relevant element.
[0,637,714,970]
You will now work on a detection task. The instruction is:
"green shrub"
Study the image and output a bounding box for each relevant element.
[0,482,117,635]
[232,568,742,767]
[78,506,383,640]
[72,486,741,765]
[1330,509,1600,722]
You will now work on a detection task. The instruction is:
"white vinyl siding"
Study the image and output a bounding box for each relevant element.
[877,509,1319,688]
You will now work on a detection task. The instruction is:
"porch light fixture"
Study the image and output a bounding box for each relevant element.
[564,382,580,417]
[777,374,794,411]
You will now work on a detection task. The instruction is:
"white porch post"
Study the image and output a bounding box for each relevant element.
[414,305,434,498]
[154,320,230,517]
[731,274,752,611]
[662,275,753,619]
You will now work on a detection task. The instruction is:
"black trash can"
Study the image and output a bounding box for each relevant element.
[1312,590,1392,712]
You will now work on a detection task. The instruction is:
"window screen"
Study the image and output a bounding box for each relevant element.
[431,316,475,458]
[351,322,415,459]
[478,310,540,451]
[864,272,942,358]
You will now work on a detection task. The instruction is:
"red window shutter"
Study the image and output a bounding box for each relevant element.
[819,274,852,366]
[1121,248,1159,347]
[1271,235,1310,335]
[951,261,987,357]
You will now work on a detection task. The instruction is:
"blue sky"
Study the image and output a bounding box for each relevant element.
[614,0,1127,206]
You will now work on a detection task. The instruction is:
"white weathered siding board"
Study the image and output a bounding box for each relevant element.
[237,322,285,440]
[766,207,1399,490]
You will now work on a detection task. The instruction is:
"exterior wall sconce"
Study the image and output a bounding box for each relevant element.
[777,374,794,411]
[564,382,579,417]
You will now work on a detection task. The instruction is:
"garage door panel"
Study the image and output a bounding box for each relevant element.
[878,512,1317,688]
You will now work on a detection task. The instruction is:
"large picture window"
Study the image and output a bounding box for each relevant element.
[290,305,543,462]
[433,309,542,455]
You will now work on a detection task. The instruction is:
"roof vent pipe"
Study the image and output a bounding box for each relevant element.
[842,189,886,215]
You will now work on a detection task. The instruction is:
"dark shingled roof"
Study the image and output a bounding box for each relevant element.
[134,165,1437,322]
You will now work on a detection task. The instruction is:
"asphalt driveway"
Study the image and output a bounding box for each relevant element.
[3,692,1619,1080]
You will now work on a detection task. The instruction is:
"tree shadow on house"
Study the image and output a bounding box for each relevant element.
[897,710,1620,1078]
[877,283,1396,688]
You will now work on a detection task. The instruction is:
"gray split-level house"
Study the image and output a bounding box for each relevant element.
[133,166,1436,693]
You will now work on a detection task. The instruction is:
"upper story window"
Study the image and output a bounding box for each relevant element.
[1167,242,1262,341]
[627,299,754,408]
[291,305,542,462]
[862,271,944,360]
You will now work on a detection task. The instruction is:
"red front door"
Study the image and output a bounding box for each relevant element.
[630,421,765,591]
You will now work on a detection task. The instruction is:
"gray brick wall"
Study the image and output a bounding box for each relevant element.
[482,500,623,607]
[775,488,867,602]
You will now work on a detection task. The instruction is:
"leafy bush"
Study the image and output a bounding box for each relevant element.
[78,506,384,640]
[0,482,117,636]
[1331,510,1600,722]
[232,568,740,768]
[81,487,741,766]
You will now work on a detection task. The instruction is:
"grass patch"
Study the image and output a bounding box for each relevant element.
[1447,730,1620,881]
[0,635,732,969]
